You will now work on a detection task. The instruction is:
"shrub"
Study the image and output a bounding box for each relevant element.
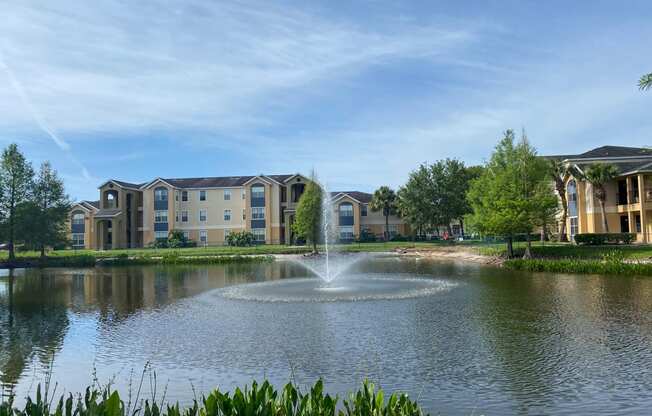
[574,233,636,245]
[226,231,255,247]
[357,229,377,243]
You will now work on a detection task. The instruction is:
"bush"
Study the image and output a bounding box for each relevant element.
[226,231,255,247]
[0,379,427,416]
[357,229,377,243]
[574,233,636,245]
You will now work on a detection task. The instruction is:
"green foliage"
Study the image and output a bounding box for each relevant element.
[356,229,377,243]
[167,230,197,248]
[0,380,427,416]
[226,231,255,247]
[370,186,398,241]
[574,233,636,245]
[293,177,323,252]
[639,72,652,91]
[505,257,652,276]
[580,163,619,232]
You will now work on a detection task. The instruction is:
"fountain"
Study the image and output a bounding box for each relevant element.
[218,178,457,302]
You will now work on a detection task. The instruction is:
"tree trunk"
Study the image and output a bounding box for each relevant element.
[459,218,465,239]
[40,244,46,259]
[506,236,514,258]
[446,223,453,237]
[313,240,318,254]
[600,199,609,233]
[385,214,390,242]
[523,233,533,259]
[8,206,15,262]
[559,194,568,242]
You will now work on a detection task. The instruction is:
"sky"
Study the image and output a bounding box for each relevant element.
[1,0,651,201]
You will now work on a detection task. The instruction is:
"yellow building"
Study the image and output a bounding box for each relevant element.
[68,175,409,249]
[555,146,652,243]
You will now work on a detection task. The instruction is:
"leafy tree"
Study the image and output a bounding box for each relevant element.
[639,73,652,91]
[397,168,432,239]
[370,186,398,241]
[581,163,619,233]
[0,144,34,261]
[293,178,323,253]
[548,159,580,242]
[20,162,71,257]
[467,129,556,258]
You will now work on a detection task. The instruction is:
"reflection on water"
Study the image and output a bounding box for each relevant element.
[1,258,652,415]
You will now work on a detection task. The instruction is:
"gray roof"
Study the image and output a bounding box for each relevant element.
[159,174,296,188]
[576,160,652,176]
[112,180,146,188]
[83,200,100,209]
[558,146,652,160]
[332,191,373,203]
[94,208,122,218]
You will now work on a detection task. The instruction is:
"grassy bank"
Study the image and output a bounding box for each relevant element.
[0,380,427,416]
[476,241,652,260]
[504,257,652,275]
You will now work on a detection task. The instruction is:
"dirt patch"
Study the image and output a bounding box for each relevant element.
[392,246,504,266]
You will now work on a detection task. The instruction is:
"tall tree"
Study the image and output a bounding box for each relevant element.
[548,159,578,242]
[397,165,438,238]
[0,144,34,261]
[20,162,71,258]
[370,186,398,241]
[582,163,619,233]
[639,73,652,91]
[293,177,323,253]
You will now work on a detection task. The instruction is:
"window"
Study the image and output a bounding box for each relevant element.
[200,230,207,244]
[388,224,399,237]
[182,231,190,240]
[181,211,189,222]
[155,231,168,240]
[224,209,231,221]
[72,213,85,225]
[71,233,84,247]
[155,188,168,201]
[199,209,207,222]
[361,204,368,216]
[339,203,353,217]
[252,228,265,242]
[251,185,265,199]
[175,212,180,222]
[570,217,578,240]
[252,207,265,220]
[199,190,207,201]
[567,180,578,217]
[224,190,231,201]
[339,226,354,240]
[182,190,188,202]
[154,210,168,223]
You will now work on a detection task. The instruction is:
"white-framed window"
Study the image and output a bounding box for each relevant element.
[570,217,579,240]
[224,209,231,221]
[199,190,207,201]
[252,228,265,242]
[182,231,190,240]
[252,207,265,220]
[251,185,265,199]
[72,213,85,225]
[155,231,168,240]
[154,210,168,223]
[155,188,168,201]
[242,189,246,200]
[339,203,353,217]
[224,189,231,201]
[339,226,354,240]
[200,230,207,244]
[199,209,207,222]
[181,210,189,222]
[71,233,85,247]
[182,190,188,202]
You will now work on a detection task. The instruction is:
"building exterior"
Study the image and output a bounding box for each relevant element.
[553,146,652,243]
[68,174,407,249]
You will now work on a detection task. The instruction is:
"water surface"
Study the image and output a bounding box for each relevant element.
[1,257,652,415]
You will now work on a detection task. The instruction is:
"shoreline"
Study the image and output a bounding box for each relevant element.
[392,246,504,266]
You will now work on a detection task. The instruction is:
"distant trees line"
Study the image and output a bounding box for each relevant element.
[0,144,70,261]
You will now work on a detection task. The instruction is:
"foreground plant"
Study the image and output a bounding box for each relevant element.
[0,380,427,416]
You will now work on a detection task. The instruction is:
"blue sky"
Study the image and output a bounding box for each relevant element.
[1,0,651,201]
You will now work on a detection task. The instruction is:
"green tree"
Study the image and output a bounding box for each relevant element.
[639,73,652,91]
[293,178,323,253]
[548,159,579,242]
[370,186,398,241]
[581,163,619,233]
[0,144,34,261]
[20,162,71,258]
[467,129,555,258]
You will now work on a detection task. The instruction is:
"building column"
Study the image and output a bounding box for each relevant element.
[639,174,647,243]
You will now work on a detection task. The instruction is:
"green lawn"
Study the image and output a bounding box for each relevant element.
[477,241,652,260]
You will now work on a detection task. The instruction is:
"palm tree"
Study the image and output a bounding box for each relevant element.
[548,159,577,242]
[583,163,619,233]
[370,186,398,241]
[639,73,652,91]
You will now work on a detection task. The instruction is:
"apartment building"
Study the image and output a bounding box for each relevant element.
[553,145,652,242]
[69,174,408,249]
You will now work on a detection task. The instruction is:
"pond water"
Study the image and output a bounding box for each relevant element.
[1,256,652,415]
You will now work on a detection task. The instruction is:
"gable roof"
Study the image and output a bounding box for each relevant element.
[553,146,652,161]
[331,191,373,204]
[99,179,145,190]
[141,174,298,189]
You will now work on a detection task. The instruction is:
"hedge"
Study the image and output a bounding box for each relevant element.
[574,233,636,245]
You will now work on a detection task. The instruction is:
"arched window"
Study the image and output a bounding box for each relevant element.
[71,212,85,225]
[567,180,578,217]
[339,202,353,217]
[104,190,119,209]
[154,187,168,202]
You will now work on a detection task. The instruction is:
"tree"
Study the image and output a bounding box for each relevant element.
[370,186,398,241]
[0,144,34,261]
[548,159,579,242]
[20,162,71,258]
[581,163,619,233]
[639,73,652,91]
[293,178,323,253]
[397,165,438,239]
[467,129,555,258]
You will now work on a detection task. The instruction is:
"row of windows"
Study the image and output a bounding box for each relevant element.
[154,187,256,203]
[154,208,265,223]
[71,233,85,247]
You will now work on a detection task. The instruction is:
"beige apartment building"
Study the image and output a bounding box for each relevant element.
[69,174,408,249]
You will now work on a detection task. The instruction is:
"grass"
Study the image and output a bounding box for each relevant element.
[475,241,652,260]
[504,257,652,275]
[0,379,427,416]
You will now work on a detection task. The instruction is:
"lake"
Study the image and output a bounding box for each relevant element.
[1,255,652,415]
